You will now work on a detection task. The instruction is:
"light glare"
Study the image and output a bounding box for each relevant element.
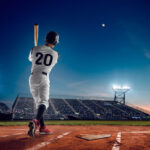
[112,85,130,90]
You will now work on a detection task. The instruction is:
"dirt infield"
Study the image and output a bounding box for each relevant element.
[0,125,150,150]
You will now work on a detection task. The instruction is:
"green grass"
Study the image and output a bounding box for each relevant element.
[0,120,150,126]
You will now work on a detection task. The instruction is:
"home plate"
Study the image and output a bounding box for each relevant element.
[77,134,111,141]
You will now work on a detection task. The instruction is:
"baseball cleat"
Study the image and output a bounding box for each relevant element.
[39,125,51,135]
[28,119,40,137]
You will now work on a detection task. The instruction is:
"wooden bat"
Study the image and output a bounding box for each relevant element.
[34,24,39,46]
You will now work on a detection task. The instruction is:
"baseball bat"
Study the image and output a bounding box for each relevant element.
[34,24,39,46]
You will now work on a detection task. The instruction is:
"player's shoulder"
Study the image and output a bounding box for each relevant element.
[52,48,58,56]
[47,46,58,56]
[32,45,48,53]
[33,45,58,56]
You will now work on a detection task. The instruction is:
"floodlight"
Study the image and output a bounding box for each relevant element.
[112,85,121,90]
[112,84,130,104]
[122,86,130,90]
[112,85,130,91]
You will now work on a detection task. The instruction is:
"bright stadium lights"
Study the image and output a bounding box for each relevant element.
[122,86,130,90]
[112,85,121,90]
[112,85,130,91]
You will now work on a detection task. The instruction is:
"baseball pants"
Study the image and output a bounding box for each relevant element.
[29,74,50,110]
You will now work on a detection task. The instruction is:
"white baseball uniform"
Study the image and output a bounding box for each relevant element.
[28,45,58,110]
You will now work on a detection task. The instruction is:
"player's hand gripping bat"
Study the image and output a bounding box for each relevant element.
[34,24,39,46]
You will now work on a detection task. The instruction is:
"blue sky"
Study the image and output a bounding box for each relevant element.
[0,0,150,108]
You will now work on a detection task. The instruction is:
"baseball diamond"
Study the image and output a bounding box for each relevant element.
[0,124,150,150]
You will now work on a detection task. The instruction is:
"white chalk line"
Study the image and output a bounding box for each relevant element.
[57,135,63,139]
[111,130,150,150]
[112,132,121,150]
[8,129,27,131]
[0,133,23,138]
[122,131,150,134]
[26,131,71,150]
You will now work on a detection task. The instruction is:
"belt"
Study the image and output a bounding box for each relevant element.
[31,72,47,76]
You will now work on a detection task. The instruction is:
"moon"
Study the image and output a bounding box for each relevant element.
[101,23,106,27]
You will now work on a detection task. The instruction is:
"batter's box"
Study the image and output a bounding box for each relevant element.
[119,131,150,150]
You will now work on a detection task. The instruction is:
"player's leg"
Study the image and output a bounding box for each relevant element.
[36,104,46,128]
[38,79,51,134]
[29,75,41,110]
[28,77,40,137]
[38,78,50,110]
[39,115,44,128]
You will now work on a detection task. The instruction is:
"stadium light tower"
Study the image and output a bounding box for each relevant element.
[112,85,130,104]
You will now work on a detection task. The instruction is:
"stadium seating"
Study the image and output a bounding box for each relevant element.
[12,96,150,120]
[0,102,12,120]
[0,102,10,113]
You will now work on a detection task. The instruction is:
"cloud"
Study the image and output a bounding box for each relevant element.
[66,81,112,98]
[145,52,150,59]
[99,92,110,97]
[135,105,150,114]
[84,91,111,98]
[67,80,88,88]
[144,49,150,59]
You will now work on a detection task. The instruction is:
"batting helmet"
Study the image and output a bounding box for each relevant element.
[45,31,59,45]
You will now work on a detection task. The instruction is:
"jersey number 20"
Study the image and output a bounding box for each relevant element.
[35,52,53,66]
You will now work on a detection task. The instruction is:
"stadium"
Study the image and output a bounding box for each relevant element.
[1,84,150,121]
[1,88,150,121]
[10,95,150,121]
[1,0,150,149]
[0,91,150,150]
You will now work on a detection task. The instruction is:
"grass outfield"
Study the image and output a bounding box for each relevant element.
[0,120,150,126]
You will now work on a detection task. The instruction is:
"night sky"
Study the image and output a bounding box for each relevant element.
[0,0,150,109]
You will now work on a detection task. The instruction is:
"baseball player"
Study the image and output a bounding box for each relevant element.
[28,31,59,136]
